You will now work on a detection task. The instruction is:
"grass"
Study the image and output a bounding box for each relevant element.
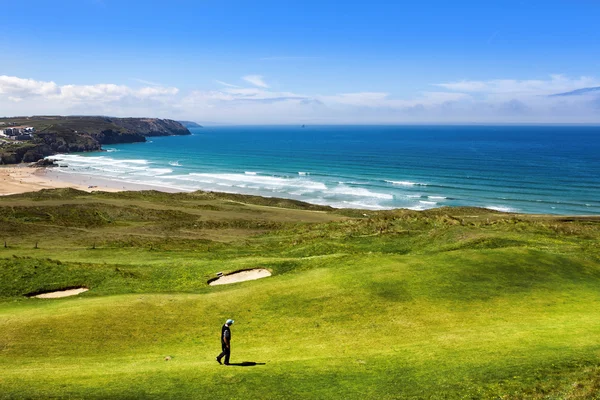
[1,189,600,399]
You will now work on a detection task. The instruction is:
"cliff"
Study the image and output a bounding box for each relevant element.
[112,118,191,136]
[0,116,190,164]
[178,120,203,128]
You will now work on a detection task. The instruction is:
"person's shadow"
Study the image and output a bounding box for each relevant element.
[227,361,265,367]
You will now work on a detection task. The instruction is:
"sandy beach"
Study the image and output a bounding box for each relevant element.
[0,165,123,196]
[0,164,189,196]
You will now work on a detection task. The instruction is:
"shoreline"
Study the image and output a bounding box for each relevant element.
[0,165,182,196]
[43,167,187,193]
[1,164,598,218]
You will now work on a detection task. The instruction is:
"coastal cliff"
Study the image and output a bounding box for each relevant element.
[178,120,203,128]
[112,118,191,136]
[0,116,190,164]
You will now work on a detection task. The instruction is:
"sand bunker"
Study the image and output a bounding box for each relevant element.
[209,269,271,286]
[32,288,89,299]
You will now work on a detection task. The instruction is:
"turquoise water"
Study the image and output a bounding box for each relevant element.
[49,125,600,215]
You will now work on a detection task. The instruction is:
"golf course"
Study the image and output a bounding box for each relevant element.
[1,188,599,399]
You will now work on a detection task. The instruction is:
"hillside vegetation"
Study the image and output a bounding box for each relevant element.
[1,189,599,399]
[0,116,190,164]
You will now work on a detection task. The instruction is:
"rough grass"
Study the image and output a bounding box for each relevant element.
[0,189,599,399]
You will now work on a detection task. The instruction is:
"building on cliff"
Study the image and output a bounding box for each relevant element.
[3,127,33,136]
[15,134,33,141]
[5,128,21,136]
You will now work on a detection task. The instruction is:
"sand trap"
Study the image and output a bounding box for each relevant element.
[209,269,271,286]
[32,288,89,299]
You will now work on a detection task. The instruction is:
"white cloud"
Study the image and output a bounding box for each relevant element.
[223,87,304,100]
[242,75,269,88]
[215,80,240,88]
[136,86,179,97]
[0,75,179,105]
[320,92,390,106]
[0,75,180,118]
[435,74,600,96]
[223,87,265,97]
[318,91,471,108]
[132,78,164,86]
[418,91,471,103]
[0,75,60,98]
[1,74,600,124]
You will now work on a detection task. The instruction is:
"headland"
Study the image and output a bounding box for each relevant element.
[0,116,191,165]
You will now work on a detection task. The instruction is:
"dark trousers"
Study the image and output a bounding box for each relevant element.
[217,342,230,364]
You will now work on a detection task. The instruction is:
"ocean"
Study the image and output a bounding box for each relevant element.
[48,125,600,215]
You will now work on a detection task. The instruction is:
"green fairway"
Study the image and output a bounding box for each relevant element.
[1,189,600,399]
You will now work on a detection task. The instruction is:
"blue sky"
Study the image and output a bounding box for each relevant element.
[1,0,600,123]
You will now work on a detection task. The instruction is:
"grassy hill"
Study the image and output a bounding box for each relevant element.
[0,189,599,399]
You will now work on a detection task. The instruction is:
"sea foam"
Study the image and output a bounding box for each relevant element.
[330,184,393,200]
[187,173,328,191]
[45,123,600,216]
[385,180,427,186]
[486,205,516,213]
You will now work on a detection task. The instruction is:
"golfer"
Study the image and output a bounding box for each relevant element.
[216,319,234,365]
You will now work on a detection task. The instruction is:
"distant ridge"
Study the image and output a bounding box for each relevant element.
[178,120,203,128]
[549,86,600,97]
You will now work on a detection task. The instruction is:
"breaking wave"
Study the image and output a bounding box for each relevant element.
[385,180,428,186]
[329,184,394,200]
[486,205,516,213]
[45,154,436,210]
